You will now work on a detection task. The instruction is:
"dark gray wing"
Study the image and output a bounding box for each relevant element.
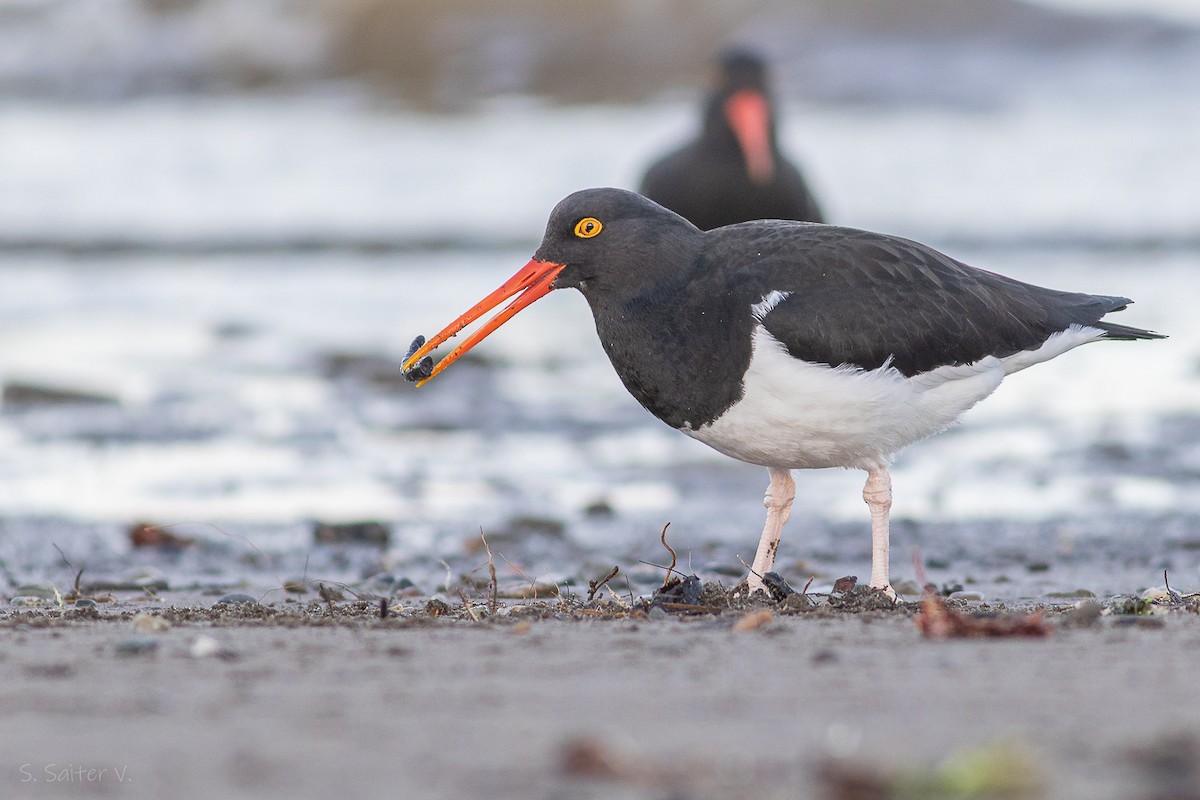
[710,224,1158,377]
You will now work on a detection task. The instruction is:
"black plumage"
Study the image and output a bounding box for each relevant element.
[533,190,1160,428]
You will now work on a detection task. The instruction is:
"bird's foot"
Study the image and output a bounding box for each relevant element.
[745,572,770,597]
[870,582,898,602]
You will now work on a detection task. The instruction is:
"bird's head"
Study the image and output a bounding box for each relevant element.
[706,48,777,184]
[403,188,698,386]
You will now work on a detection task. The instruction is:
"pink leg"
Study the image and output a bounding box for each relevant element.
[863,467,896,598]
[747,467,795,594]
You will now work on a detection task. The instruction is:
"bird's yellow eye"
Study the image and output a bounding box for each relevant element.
[574,217,603,238]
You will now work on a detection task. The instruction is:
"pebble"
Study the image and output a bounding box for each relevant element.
[780,593,814,613]
[949,590,986,602]
[312,520,390,546]
[214,592,259,606]
[1062,600,1104,627]
[131,612,171,633]
[9,596,46,606]
[424,598,451,617]
[190,635,235,659]
[762,572,796,601]
[73,598,97,609]
[115,637,160,656]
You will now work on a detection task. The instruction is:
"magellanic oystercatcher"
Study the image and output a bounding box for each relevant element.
[404,188,1165,598]
[639,49,825,230]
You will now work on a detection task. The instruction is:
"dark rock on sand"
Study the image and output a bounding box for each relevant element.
[313,520,391,546]
[214,593,260,606]
[2,382,118,409]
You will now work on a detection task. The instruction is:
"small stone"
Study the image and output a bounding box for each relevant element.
[762,572,796,601]
[780,593,814,613]
[115,637,160,656]
[949,590,986,602]
[891,579,923,597]
[131,612,171,633]
[70,600,100,619]
[2,382,117,408]
[214,593,259,607]
[1061,600,1104,627]
[9,596,45,606]
[190,635,235,659]
[650,575,702,607]
[191,636,220,658]
[582,500,615,518]
[812,649,839,664]
[312,520,390,546]
[425,598,451,617]
[647,605,669,620]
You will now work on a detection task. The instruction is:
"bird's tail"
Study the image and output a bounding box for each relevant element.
[1095,321,1167,341]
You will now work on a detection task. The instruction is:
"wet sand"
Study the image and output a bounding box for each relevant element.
[3,595,1199,800]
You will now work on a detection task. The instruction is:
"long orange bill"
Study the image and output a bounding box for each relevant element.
[402,258,566,387]
[724,89,774,184]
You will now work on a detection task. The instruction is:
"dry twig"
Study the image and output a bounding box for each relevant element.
[587,566,620,602]
[458,589,481,621]
[658,522,676,587]
[480,528,498,613]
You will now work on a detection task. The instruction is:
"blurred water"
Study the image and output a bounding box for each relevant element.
[0,2,1197,600]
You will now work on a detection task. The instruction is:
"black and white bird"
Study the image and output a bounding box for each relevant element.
[404,188,1164,597]
[639,49,825,230]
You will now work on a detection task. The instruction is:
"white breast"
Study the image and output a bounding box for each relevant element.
[683,324,1104,471]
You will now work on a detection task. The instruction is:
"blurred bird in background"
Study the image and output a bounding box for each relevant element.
[639,49,826,230]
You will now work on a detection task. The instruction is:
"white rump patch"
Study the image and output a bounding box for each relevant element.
[997,324,1106,375]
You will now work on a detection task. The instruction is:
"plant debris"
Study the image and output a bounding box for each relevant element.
[832,575,859,594]
[916,592,1050,639]
[128,522,194,549]
[559,736,699,789]
[586,566,620,603]
[732,609,773,632]
[819,738,1044,799]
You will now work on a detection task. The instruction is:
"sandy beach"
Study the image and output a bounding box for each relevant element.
[3,592,1199,800]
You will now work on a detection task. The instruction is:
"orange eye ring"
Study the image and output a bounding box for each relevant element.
[574,217,603,238]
